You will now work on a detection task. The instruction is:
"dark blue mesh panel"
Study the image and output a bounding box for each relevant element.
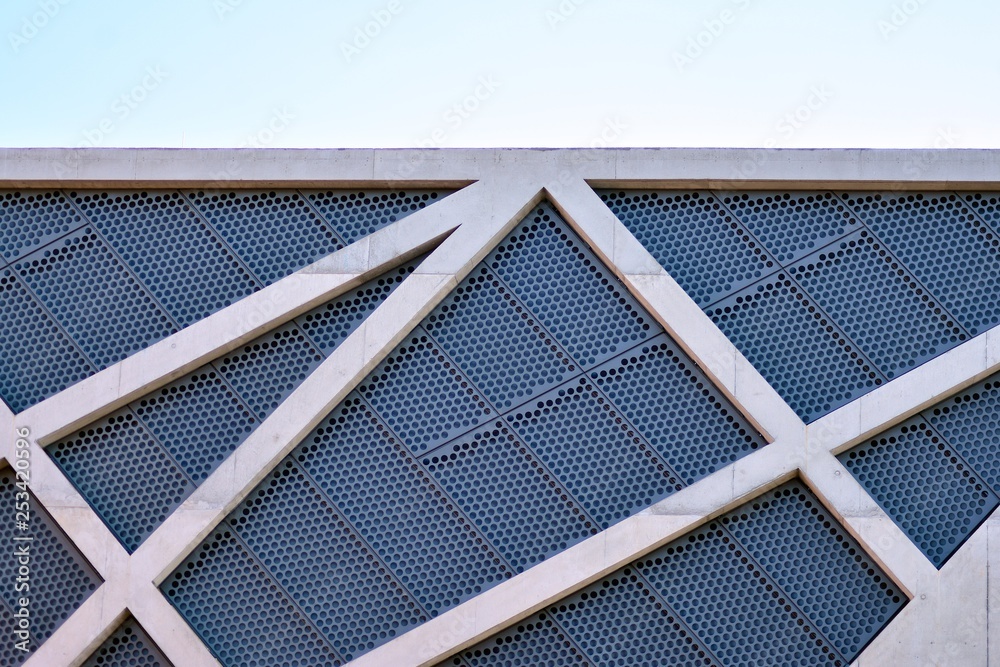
[0,190,86,265]
[721,482,905,660]
[0,604,33,663]
[15,227,177,368]
[295,396,511,615]
[423,267,577,412]
[838,417,998,567]
[599,190,777,306]
[487,203,657,369]
[719,191,862,265]
[216,321,324,419]
[229,460,426,660]
[0,270,93,412]
[304,189,452,244]
[789,230,966,379]
[422,421,596,573]
[638,524,846,667]
[964,192,1000,234]
[161,529,343,666]
[73,191,259,328]
[842,192,1000,335]
[550,571,719,667]
[454,613,591,667]
[186,190,344,286]
[708,274,884,422]
[0,469,101,648]
[926,374,1000,494]
[359,329,493,455]
[49,409,195,552]
[506,378,682,528]
[300,263,415,355]
[590,334,765,484]
[82,618,171,667]
[132,370,257,484]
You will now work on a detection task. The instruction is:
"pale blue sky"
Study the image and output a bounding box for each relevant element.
[1,0,996,148]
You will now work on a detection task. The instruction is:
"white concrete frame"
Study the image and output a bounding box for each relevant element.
[1,148,999,667]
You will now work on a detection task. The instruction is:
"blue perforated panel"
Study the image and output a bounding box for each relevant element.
[132,370,257,484]
[506,378,683,528]
[73,191,259,328]
[49,409,195,552]
[229,460,426,659]
[0,190,86,265]
[162,529,343,666]
[638,524,846,666]
[187,190,344,286]
[304,189,451,243]
[453,612,590,667]
[964,192,1000,234]
[488,203,657,368]
[423,421,596,572]
[926,375,1000,494]
[599,190,777,307]
[424,267,577,411]
[83,618,171,667]
[789,230,966,379]
[590,334,765,484]
[0,469,101,651]
[720,191,862,264]
[550,571,719,667]
[721,483,905,660]
[843,192,1000,335]
[16,226,177,368]
[295,395,511,615]
[709,274,884,422]
[360,329,493,455]
[0,270,93,412]
[839,417,998,567]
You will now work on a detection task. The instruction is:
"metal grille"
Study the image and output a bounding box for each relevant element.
[452,612,590,667]
[926,375,1000,493]
[0,190,85,265]
[82,617,171,667]
[304,189,451,244]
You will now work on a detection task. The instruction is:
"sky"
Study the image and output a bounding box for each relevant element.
[0,0,997,149]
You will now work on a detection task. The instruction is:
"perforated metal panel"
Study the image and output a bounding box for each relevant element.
[451,612,591,667]
[423,266,577,411]
[590,333,765,484]
[599,190,777,307]
[359,329,493,455]
[49,409,196,552]
[637,524,846,667]
[295,395,511,615]
[304,189,451,243]
[82,618,171,667]
[0,190,86,265]
[550,570,719,667]
[964,192,1000,234]
[187,190,344,286]
[720,191,862,265]
[842,191,1000,335]
[708,274,884,422]
[506,378,683,528]
[422,421,596,573]
[721,482,905,660]
[161,529,343,666]
[15,226,177,368]
[216,321,324,419]
[73,191,259,328]
[0,269,93,412]
[229,460,426,659]
[487,202,658,368]
[132,369,257,484]
[838,417,998,567]
[0,469,101,648]
[789,230,967,379]
[926,374,1000,494]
